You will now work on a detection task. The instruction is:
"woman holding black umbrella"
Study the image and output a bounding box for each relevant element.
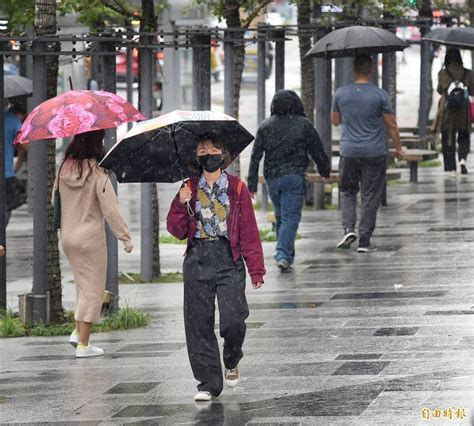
[167,132,265,402]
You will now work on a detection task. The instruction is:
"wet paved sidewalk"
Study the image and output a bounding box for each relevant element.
[1,164,474,425]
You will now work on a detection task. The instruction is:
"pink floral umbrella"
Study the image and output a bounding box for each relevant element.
[14,90,145,145]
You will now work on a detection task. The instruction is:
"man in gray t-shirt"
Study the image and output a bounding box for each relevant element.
[331,54,402,252]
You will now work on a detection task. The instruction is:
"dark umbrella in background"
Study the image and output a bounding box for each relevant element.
[99,110,254,183]
[422,27,474,50]
[305,25,409,58]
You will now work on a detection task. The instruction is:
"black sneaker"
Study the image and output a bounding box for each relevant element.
[276,259,292,273]
[357,244,377,253]
[461,163,468,175]
[337,232,357,249]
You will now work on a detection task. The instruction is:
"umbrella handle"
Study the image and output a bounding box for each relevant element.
[183,180,194,217]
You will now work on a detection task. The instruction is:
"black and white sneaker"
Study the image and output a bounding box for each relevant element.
[337,232,357,249]
[357,244,377,253]
[276,259,292,273]
[460,160,468,175]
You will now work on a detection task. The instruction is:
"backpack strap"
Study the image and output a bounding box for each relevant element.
[236,179,244,197]
[445,67,466,86]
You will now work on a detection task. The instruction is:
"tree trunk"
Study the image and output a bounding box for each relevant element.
[139,0,161,278]
[297,0,314,123]
[35,0,63,324]
[222,3,245,176]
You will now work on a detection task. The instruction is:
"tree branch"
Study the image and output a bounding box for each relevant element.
[99,0,137,18]
[242,0,273,28]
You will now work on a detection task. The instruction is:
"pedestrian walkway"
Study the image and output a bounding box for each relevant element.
[1,165,474,425]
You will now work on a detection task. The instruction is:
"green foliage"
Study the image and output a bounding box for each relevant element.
[253,200,274,211]
[419,160,442,168]
[0,307,150,337]
[0,0,168,33]
[58,0,134,28]
[118,271,183,284]
[0,0,35,33]
[0,313,27,337]
[259,227,302,242]
[94,306,151,331]
[159,234,187,245]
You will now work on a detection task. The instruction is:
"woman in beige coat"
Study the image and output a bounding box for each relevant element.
[54,130,133,358]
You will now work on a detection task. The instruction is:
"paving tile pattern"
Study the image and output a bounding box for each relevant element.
[1,166,474,424]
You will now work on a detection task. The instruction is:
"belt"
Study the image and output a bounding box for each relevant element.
[195,236,227,242]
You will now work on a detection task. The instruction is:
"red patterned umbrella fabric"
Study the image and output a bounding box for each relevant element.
[14,90,145,145]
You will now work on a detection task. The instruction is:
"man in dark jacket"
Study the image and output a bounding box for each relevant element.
[248,90,331,272]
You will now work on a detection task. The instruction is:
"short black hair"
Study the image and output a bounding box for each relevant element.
[9,103,27,116]
[353,54,374,75]
[191,132,232,172]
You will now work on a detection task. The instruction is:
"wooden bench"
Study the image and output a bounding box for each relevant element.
[390,149,439,183]
[256,169,402,210]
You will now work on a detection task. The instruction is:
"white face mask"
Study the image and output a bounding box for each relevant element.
[153,91,161,99]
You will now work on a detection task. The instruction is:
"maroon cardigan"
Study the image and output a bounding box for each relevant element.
[166,173,266,284]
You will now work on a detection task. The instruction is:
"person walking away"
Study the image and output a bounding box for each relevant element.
[331,54,403,253]
[167,133,265,402]
[248,90,331,273]
[434,48,474,176]
[53,130,133,358]
[4,101,26,226]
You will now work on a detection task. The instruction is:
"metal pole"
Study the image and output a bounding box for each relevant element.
[192,33,211,110]
[418,39,430,141]
[30,41,49,323]
[126,40,134,131]
[223,31,235,117]
[139,35,154,282]
[314,56,332,210]
[274,29,285,91]
[0,49,5,310]
[101,39,119,310]
[162,11,181,113]
[257,25,266,125]
[382,52,397,115]
[335,57,352,89]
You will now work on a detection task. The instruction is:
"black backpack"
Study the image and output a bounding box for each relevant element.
[445,68,468,111]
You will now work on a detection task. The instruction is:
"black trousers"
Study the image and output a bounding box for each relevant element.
[183,238,248,396]
[441,129,470,172]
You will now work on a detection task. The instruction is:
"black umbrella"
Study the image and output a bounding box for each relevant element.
[99,110,254,183]
[305,26,409,58]
[422,27,474,50]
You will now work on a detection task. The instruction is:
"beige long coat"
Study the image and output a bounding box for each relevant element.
[54,160,132,323]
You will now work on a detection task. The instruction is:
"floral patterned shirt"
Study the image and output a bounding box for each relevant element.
[195,173,230,239]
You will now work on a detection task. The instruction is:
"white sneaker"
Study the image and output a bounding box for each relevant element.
[76,343,104,358]
[337,232,357,249]
[69,329,79,348]
[450,170,457,178]
[224,366,240,387]
[194,391,212,401]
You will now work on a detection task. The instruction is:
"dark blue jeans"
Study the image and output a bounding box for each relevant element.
[266,175,305,264]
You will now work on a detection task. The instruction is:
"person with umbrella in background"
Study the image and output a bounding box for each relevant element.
[332,54,403,253]
[14,89,144,357]
[4,100,25,226]
[54,130,134,358]
[434,48,474,176]
[167,132,265,402]
[248,90,331,273]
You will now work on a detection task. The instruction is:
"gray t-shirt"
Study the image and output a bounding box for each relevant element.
[332,83,393,158]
